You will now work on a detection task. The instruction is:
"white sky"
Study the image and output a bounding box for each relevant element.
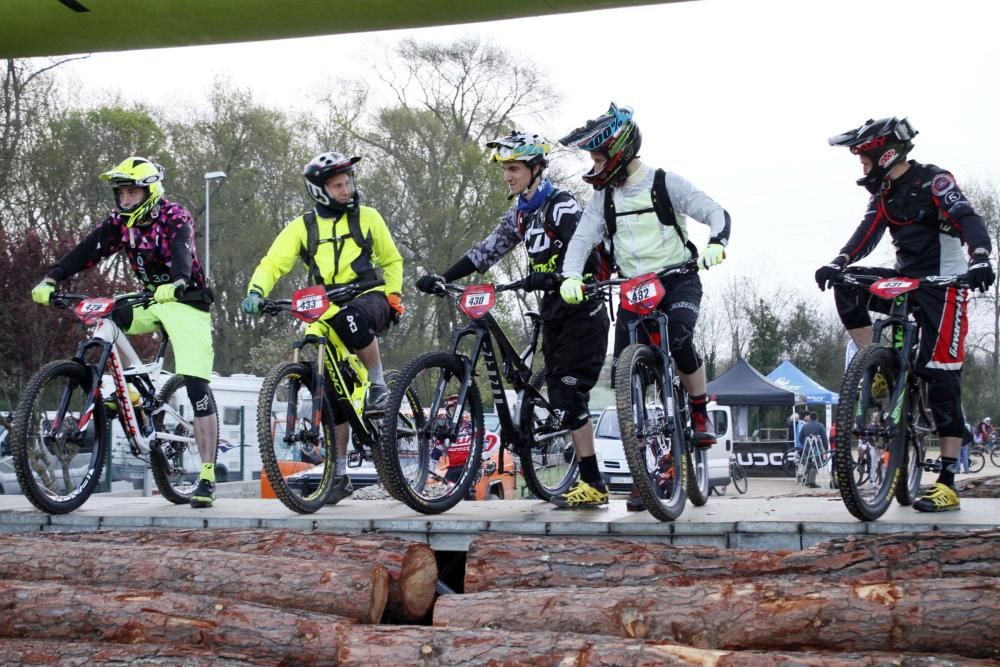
[54,0,1000,308]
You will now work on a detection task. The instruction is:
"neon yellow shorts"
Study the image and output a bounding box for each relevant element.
[126,302,214,380]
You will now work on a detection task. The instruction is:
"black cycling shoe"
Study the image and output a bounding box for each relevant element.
[365,383,389,414]
[325,475,354,505]
[190,478,215,508]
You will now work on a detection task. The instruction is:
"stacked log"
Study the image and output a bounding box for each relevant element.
[439,530,1000,661]
[0,528,995,663]
[33,528,437,621]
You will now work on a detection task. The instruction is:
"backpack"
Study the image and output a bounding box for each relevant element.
[602,168,699,272]
[299,208,377,287]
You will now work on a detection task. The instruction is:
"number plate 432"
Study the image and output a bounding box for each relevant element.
[620,274,665,314]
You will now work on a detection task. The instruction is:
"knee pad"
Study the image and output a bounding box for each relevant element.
[183,376,215,417]
[547,380,590,431]
[668,321,701,375]
[926,381,963,438]
[331,306,375,350]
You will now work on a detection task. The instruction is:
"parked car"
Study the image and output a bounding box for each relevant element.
[593,402,733,493]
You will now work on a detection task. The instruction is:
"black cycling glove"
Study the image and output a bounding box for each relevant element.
[416,274,445,294]
[523,271,558,291]
[968,250,996,293]
[815,255,848,291]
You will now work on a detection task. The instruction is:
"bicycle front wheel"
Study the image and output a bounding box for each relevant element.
[381,352,484,514]
[11,360,108,514]
[257,361,336,514]
[615,344,686,521]
[968,451,985,473]
[834,344,903,521]
[150,374,217,504]
[991,447,1000,468]
[781,448,798,477]
[732,459,748,494]
[518,368,578,500]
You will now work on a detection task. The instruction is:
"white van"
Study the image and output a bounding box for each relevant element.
[594,401,733,492]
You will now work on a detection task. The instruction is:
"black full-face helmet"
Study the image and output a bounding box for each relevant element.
[828,117,917,193]
[303,151,361,212]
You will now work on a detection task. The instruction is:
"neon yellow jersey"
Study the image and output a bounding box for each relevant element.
[248,206,403,297]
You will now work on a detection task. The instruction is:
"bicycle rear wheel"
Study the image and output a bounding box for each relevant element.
[968,451,985,473]
[731,458,748,494]
[381,352,484,514]
[150,374,217,504]
[11,360,108,514]
[615,344,686,521]
[991,447,1000,468]
[518,368,578,500]
[257,361,336,514]
[834,344,903,521]
[680,383,710,507]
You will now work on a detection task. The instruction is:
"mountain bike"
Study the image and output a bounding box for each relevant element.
[832,272,967,521]
[380,279,577,514]
[11,292,216,514]
[587,260,708,521]
[256,280,399,514]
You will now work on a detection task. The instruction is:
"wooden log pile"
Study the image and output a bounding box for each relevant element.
[0,528,995,664]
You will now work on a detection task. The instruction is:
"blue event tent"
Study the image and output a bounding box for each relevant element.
[767,360,839,405]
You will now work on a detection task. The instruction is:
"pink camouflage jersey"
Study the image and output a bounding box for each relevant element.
[48,198,208,305]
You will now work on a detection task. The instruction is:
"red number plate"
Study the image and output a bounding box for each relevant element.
[291,286,329,322]
[73,298,115,324]
[620,274,665,314]
[869,277,919,300]
[458,285,496,320]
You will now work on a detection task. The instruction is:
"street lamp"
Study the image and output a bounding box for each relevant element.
[203,171,227,279]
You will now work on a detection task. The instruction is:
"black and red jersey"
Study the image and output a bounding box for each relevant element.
[839,162,990,277]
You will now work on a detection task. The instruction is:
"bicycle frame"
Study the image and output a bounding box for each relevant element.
[265,281,384,461]
[59,297,194,459]
[445,293,547,467]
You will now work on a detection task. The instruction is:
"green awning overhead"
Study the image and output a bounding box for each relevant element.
[1,0,688,59]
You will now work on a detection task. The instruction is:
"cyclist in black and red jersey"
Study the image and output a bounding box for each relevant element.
[816,117,995,512]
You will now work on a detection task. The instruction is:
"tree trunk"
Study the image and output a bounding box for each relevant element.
[0,639,269,666]
[0,580,352,665]
[33,528,437,621]
[0,631,989,667]
[335,627,993,666]
[956,474,1000,497]
[0,534,387,624]
[465,530,1000,591]
[434,577,1000,659]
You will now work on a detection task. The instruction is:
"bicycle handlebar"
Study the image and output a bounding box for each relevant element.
[833,272,972,290]
[51,291,153,310]
[583,259,699,294]
[434,279,525,297]
[260,279,386,315]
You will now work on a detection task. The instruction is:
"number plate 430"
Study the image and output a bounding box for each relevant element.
[458,285,496,320]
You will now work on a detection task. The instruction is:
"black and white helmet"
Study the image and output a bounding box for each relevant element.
[303,151,361,210]
[829,117,917,193]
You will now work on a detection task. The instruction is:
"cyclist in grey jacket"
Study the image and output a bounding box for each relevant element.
[558,103,732,511]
